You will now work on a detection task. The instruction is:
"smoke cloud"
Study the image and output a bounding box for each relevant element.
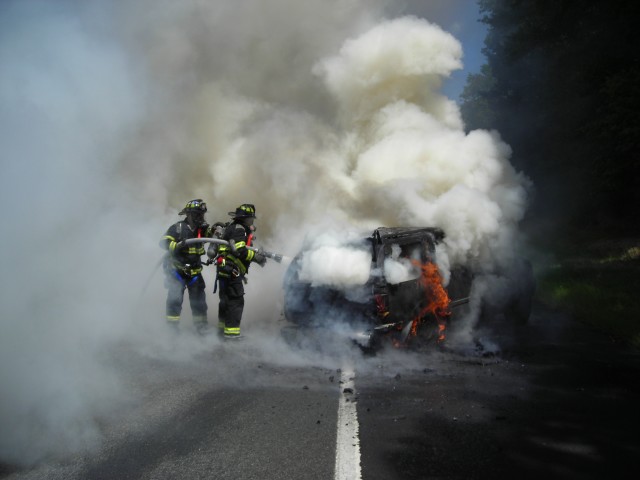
[0,0,529,466]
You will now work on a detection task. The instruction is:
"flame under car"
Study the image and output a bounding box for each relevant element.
[281,227,474,350]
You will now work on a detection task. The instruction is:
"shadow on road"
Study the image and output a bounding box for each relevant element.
[359,302,640,479]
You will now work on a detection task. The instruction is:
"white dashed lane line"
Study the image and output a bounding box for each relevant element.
[334,366,362,480]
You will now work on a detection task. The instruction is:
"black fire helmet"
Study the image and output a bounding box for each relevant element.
[228,203,256,219]
[179,199,207,215]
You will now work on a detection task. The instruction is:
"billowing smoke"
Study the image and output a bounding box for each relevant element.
[297,233,371,288]
[297,235,422,287]
[0,0,529,466]
[384,244,422,284]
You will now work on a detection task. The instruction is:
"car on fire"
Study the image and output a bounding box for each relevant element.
[281,227,484,351]
[281,226,536,352]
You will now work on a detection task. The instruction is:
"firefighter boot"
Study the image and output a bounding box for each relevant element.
[223,326,243,340]
[166,316,180,334]
[193,316,210,336]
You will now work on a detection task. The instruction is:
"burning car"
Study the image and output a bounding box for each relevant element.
[281,227,476,350]
[281,226,536,352]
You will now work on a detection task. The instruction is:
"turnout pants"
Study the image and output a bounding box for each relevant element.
[164,270,208,326]
[217,276,245,336]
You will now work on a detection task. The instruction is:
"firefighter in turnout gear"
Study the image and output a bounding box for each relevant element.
[160,199,212,334]
[216,203,266,338]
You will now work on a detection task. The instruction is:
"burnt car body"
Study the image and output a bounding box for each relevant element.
[282,227,475,350]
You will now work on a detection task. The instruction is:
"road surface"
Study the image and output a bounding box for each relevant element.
[1,303,638,479]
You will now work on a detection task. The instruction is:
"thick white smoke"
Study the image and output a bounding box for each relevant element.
[299,244,371,288]
[0,0,529,466]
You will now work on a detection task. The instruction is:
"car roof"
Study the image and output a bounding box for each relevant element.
[373,227,445,244]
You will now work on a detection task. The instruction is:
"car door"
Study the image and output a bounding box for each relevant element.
[383,239,430,324]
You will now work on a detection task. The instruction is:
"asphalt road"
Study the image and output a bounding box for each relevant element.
[357,305,640,479]
[1,304,638,479]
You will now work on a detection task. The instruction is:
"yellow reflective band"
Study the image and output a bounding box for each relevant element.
[246,250,255,261]
[226,255,247,274]
[224,327,241,335]
[164,235,176,241]
[234,241,246,249]
[167,316,180,323]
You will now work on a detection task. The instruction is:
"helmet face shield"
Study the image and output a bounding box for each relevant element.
[188,210,206,226]
[239,216,254,227]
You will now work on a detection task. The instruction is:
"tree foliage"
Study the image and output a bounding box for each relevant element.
[461,0,640,235]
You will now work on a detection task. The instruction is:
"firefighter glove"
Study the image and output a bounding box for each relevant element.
[212,222,226,238]
[254,251,267,267]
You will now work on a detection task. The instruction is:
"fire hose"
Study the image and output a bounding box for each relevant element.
[182,237,288,263]
[141,238,288,295]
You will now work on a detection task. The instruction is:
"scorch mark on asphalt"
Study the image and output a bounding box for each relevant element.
[334,366,362,480]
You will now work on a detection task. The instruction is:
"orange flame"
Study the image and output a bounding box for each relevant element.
[410,261,451,342]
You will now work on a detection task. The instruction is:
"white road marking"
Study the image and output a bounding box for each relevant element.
[334,366,362,480]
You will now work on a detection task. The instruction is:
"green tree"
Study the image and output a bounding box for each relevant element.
[460,64,496,130]
[462,0,640,235]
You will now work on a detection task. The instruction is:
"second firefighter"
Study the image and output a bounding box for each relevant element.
[215,203,266,338]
